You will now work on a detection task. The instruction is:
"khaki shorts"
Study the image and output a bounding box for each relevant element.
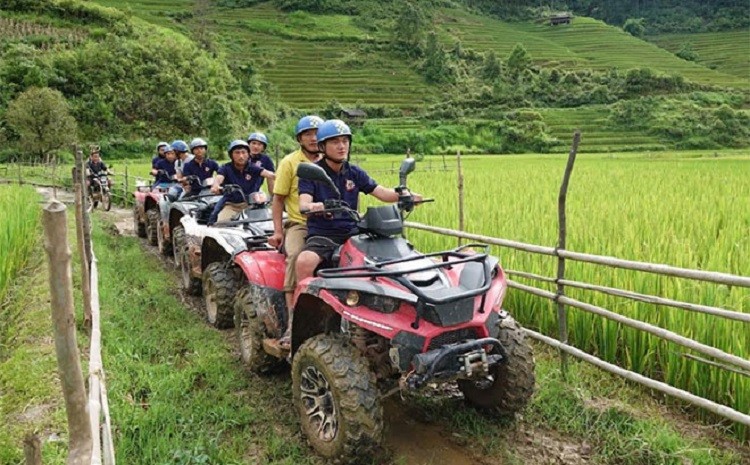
[217,202,248,223]
[283,221,307,292]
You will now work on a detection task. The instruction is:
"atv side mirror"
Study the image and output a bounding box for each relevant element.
[399,157,416,186]
[297,163,340,198]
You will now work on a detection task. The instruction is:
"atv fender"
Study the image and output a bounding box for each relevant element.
[180,216,249,269]
[234,251,285,290]
[289,293,341,356]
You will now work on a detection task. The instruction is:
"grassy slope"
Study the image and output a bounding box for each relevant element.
[648,30,750,79]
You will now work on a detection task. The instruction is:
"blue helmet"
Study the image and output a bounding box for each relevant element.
[294,115,324,137]
[227,139,250,157]
[247,132,268,147]
[189,138,208,152]
[162,144,174,153]
[316,119,353,144]
[171,139,189,153]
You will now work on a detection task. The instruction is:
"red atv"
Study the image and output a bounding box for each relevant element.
[132,178,174,246]
[178,187,282,328]
[233,159,535,463]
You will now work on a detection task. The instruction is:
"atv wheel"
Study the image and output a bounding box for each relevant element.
[146,209,159,246]
[292,334,383,464]
[133,205,146,238]
[234,285,280,372]
[202,262,237,329]
[156,219,172,256]
[175,226,201,295]
[458,317,535,416]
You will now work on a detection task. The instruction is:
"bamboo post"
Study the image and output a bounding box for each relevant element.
[123,164,129,208]
[42,200,93,465]
[457,150,464,247]
[18,163,22,185]
[88,256,102,465]
[23,433,41,465]
[442,152,447,170]
[555,131,581,378]
[74,149,92,329]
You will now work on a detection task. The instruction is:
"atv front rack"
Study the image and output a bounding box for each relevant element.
[317,243,493,305]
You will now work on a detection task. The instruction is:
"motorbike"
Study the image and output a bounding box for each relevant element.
[89,172,112,211]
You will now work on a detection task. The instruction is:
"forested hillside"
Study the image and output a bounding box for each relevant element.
[0,0,747,159]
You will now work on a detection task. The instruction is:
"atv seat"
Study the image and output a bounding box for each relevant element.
[347,235,415,261]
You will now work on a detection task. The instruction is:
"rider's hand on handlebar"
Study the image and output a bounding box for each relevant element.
[210,184,221,195]
[309,202,325,212]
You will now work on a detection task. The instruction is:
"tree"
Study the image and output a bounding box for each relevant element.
[422,31,454,84]
[506,43,531,79]
[482,51,503,81]
[392,1,430,56]
[5,87,77,161]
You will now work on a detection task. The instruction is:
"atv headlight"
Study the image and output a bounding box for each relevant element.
[332,290,401,314]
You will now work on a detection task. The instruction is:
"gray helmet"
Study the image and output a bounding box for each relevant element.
[189,137,208,153]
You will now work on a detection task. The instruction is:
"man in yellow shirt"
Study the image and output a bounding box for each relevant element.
[269,115,324,339]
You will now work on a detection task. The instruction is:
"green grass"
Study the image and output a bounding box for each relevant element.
[413,346,744,465]
[648,30,750,79]
[435,9,749,90]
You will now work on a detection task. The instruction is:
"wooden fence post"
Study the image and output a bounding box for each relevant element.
[18,164,22,185]
[42,200,93,465]
[555,131,581,378]
[74,149,93,328]
[456,150,464,247]
[23,433,41,465]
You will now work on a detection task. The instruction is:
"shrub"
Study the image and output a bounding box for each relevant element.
[623,18,646,37]
[675,42,698,62]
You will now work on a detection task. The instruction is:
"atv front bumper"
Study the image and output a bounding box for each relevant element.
[405,337,504,390]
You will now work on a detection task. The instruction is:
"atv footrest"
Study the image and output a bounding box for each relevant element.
[263,338,290,359]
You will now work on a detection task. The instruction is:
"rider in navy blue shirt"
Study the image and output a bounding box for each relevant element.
[298,160,377,237]
[209,140,275,223]
[182,138,219,195]
[247,132,276,195]
[151,145,176,186]
[280,120,421,350]
[152,141,169,169]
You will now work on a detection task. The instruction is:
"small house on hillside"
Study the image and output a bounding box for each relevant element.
[549,12,572,26]
[340,108,367,127]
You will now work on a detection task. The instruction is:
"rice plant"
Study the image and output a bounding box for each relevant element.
[370,151,749,437]
[0,185,41,302]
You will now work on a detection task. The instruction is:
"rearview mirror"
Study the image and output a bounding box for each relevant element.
[297,163,340,198]
[399,157,416,187]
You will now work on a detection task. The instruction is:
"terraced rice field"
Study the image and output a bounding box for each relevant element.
[648,30,750,79]
[208,4,437,108]
[435,9,749,89]
[539,106,667,153]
